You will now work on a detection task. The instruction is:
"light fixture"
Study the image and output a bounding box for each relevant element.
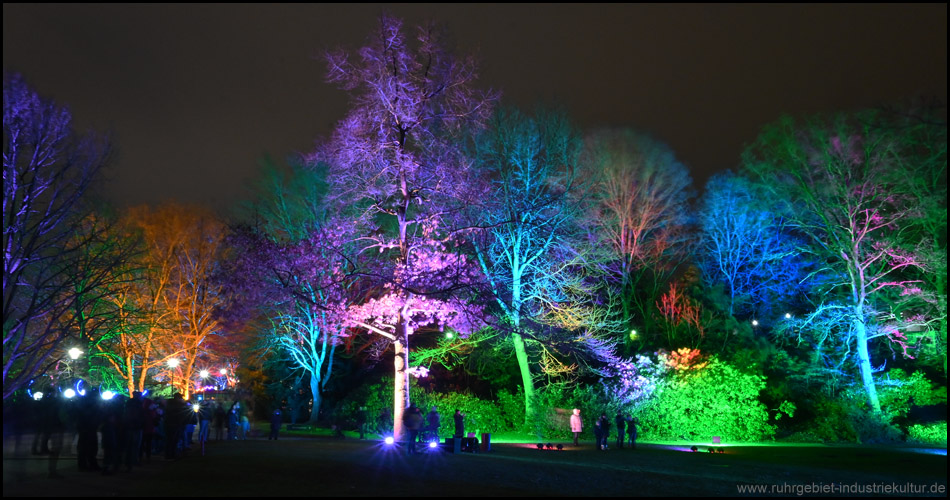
[68,347,83,360]
[167,358,180,368]
[101,390,115,400]
[384,436,395,445]
[784,313,792,319]
[751,320,759,326]
[200,369,210,378]
[64,388,76,398]
[219,368,227,375]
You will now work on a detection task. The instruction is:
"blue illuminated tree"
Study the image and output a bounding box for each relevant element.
[696,171,807,318]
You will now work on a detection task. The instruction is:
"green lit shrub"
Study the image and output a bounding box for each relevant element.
[633,356,775,442]
[907,421,947,446]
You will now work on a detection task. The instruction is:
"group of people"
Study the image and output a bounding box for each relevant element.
[400,404,466,455]
[570,409,637,450]
[11,388,257,479]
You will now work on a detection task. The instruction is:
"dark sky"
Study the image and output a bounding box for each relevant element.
[4,4,946,212]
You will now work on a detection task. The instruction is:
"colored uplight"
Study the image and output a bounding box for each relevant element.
[64,388,76,398]
[384,436,395,445]
[167,358,180,368]
[101,390,116,400]
[428,441,438,449]
[68,347,83,360]
[33,391,44,401]
[629,329,638,340]
[200,369,210,378]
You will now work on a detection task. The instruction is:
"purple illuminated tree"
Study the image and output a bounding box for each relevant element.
[3,73,110,400]
[312,15,497,439]
[743,111,940,415]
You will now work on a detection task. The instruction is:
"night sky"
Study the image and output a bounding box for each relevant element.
[3,4,946,212]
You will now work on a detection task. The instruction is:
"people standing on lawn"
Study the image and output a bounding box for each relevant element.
[213,402,226,441]
[614,412,626,449]
[454,409,465,438]
[570,408,583,446]
[402,404,424,455]
[269,408,282,440]
[425,406,441,438]
[626,416,638,449]
[227,402,240,441]
[356,406,367,439]
[596,413,610,450]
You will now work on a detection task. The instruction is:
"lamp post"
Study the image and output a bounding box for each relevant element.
[167,358,181,394]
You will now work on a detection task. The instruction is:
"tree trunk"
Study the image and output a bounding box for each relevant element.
[309,374,322,423]
[853,313,882,414]
[511,330,536,428]
[392,322,410,440]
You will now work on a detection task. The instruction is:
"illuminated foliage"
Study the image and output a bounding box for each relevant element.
[635,355,775,442]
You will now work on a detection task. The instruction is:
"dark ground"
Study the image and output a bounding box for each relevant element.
[3,433,947,497]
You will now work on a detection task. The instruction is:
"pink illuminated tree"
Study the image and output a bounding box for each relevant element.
[743,111,938,415]
[312,15,497,439]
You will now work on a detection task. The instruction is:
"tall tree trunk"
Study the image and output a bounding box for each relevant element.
[853,312,882,414]
[392,322,410,440]
[309,373,322,423]
[511,330,536,428]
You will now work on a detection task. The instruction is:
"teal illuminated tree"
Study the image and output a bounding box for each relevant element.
[313,14,498,439]
[743,110,941,415]
[470,107,621,424]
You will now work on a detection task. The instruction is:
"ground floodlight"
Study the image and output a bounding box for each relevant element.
[64,388,76,398]
[101,390,115,400]
[384,436,395,445]
[33,391,44,401]
[429,441,438,449]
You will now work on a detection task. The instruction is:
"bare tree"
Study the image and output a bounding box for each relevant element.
[3,73,109,399]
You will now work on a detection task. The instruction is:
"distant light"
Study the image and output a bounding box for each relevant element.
[68,347,83,360]
[445,332,454,339]
[193,403,201,412]
[629,329,638,340]
[784,313,792,319]
[751,320,759,326]
[167,358,180,368]
[101,390,116,400]
[200,370,210,378]
[428,441,438,449]
[64,388,76,398]
[219,368,227,375]
[384,436,395,445]
[33,391,44,401]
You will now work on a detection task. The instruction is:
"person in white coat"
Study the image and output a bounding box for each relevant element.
[570,409,583,446]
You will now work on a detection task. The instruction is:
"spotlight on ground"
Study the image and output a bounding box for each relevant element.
[64,388,76,398]
[384,436,395,445]
[428,441,438,449]
[101,390,115,400]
